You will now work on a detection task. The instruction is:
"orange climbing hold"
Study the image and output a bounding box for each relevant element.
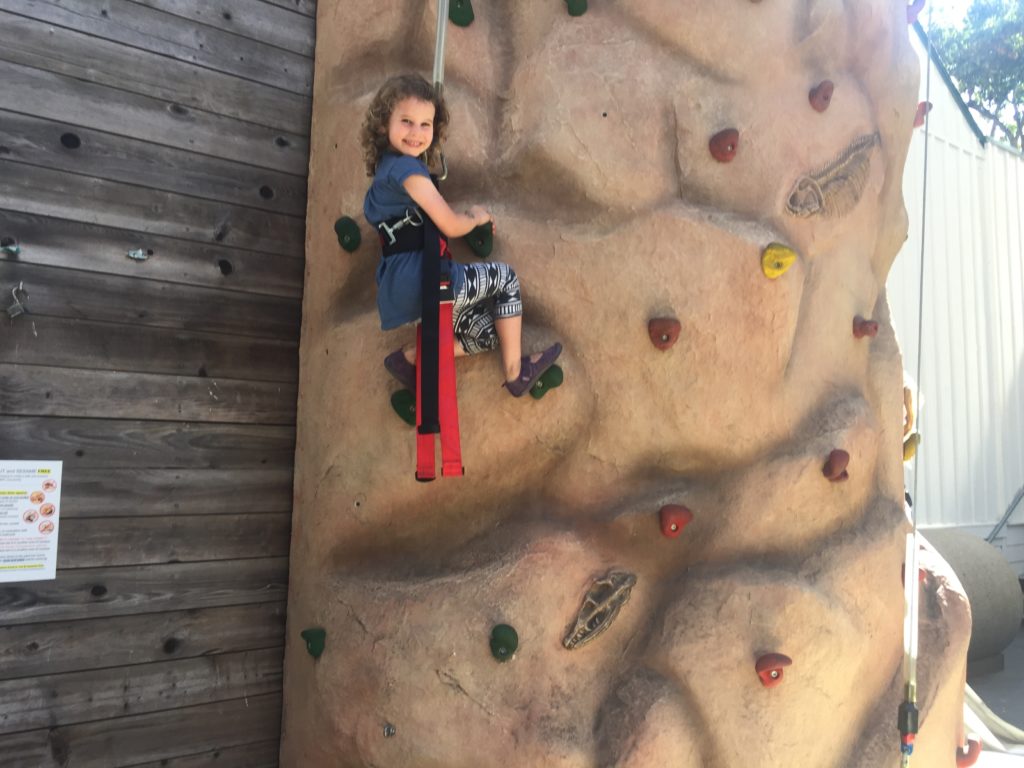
[809,80,834,113]
[709,128,739,162]
[853,316,879,338]
[956,736,982,767]
[823,449,850,482]
[659,504,693,539]
[755,653,792,688]
[648,318,681,351]
[907,0,926,24]
[914,101,932,128]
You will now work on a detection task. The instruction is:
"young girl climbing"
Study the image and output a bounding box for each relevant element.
[360,74,561,397]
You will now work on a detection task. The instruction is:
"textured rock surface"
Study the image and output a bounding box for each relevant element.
[281,2,971,766]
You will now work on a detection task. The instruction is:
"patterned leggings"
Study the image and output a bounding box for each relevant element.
[452,262,522,354]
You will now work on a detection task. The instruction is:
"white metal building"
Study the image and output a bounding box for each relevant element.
[887,25,1024,575]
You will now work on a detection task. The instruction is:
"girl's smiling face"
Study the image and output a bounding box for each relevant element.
[387,97,435,158]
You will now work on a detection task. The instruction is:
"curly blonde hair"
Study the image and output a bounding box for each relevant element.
[360,74,449,177]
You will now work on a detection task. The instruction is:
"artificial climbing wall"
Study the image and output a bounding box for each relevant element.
[0,2,313,765]
[285,2,973,766]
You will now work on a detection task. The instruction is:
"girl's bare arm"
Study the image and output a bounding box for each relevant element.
[403,175,491,238]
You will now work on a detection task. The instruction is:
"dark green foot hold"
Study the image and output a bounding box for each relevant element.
[301,627,327,659]
[334,216,361,252]
[465,223,493,258]
[391,389,416,426]
[450,0,474,26]
[529,364,563,400]
[490,624,518,662]
[566,0,587,16]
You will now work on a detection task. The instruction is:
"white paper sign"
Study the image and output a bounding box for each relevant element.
[0,461,63,582]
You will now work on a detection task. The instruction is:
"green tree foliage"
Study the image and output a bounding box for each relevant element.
[931,0,1023,150]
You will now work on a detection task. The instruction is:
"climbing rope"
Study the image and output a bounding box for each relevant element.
[433,0,449,181]
[900,4,935,765]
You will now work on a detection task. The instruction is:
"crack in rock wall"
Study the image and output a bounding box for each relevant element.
[282,2,971,766]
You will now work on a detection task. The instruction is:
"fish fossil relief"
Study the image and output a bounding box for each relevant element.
[563,571,637,650]
[786,133,879,218]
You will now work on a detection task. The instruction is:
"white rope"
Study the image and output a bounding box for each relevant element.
[901,5,934,765]
[432,0,449,180]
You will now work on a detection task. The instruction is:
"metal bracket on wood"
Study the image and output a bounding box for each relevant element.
[6,282,28,319]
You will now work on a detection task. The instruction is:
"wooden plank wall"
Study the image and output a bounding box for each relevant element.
[0,1,314,765]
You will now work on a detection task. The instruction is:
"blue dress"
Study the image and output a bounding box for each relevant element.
[363,153,466,330]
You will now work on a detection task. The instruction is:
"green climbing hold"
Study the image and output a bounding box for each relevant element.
[465,222,493,258]
[529,364,564,400]
[334,216,361,253]
[450,0,474,26]
[391,389,416,426]
[566,0,587,16]
[301,627,327,659]
[490,624,518,662]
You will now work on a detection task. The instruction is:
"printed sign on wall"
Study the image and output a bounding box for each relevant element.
[0,461,63,582]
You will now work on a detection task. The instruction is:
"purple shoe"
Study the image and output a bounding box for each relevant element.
[384,349,416,391]
[504,342,562,398]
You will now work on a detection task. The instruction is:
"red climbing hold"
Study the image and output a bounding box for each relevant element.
[648,318,681,351]
[956,737,982,767]
[809,80,834,113]
[659,505,693,539]
[914,101,932,128]
[853,316,879,338]
[901,563,927,586]
[907,0,926,24]
[755,653,792,688]
[709,129,739,163]
[823,449,850,482]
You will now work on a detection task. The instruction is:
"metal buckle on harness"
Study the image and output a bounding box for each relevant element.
[378,208,424,246]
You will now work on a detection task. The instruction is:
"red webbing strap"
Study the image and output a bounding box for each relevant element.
[437,296,463,477]
[414,232,462,481]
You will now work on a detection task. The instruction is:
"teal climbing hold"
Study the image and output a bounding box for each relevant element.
[566,0,587,16]
[529,364,563,400]
[490,624,518,662]
[391,389,416,426]
[301,627,327,659]
[334,216,361,253]
[450,0,474,26]
[0,237,20,257]
[465,223,493,258]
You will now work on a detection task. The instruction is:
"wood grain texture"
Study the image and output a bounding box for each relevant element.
[58,468,294,517]
[0,364,298,424]
[121,740,281,768]
[0,11,311,134]
[0,62,308,174]
[0,112,308,217]
[131,0,315,53]
[0,417,296,469]
[0,0,312,93]
[0,210,305,296]
[0,602,287,678]
[0,262,301,339]
[262,0,317,18]
[0,315,298,382]
[0,558,289,625]
[56,514,292,567]
[0,648,283,735]
[0,692,281,768]
[1,161,304,257]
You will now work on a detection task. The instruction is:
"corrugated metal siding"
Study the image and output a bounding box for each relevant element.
[887,32,1024,573]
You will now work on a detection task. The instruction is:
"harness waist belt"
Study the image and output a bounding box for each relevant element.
[378,210,425,256]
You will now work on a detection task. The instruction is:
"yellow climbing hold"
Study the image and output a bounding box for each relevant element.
[760,243,797,279]
[903,432,920,462]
